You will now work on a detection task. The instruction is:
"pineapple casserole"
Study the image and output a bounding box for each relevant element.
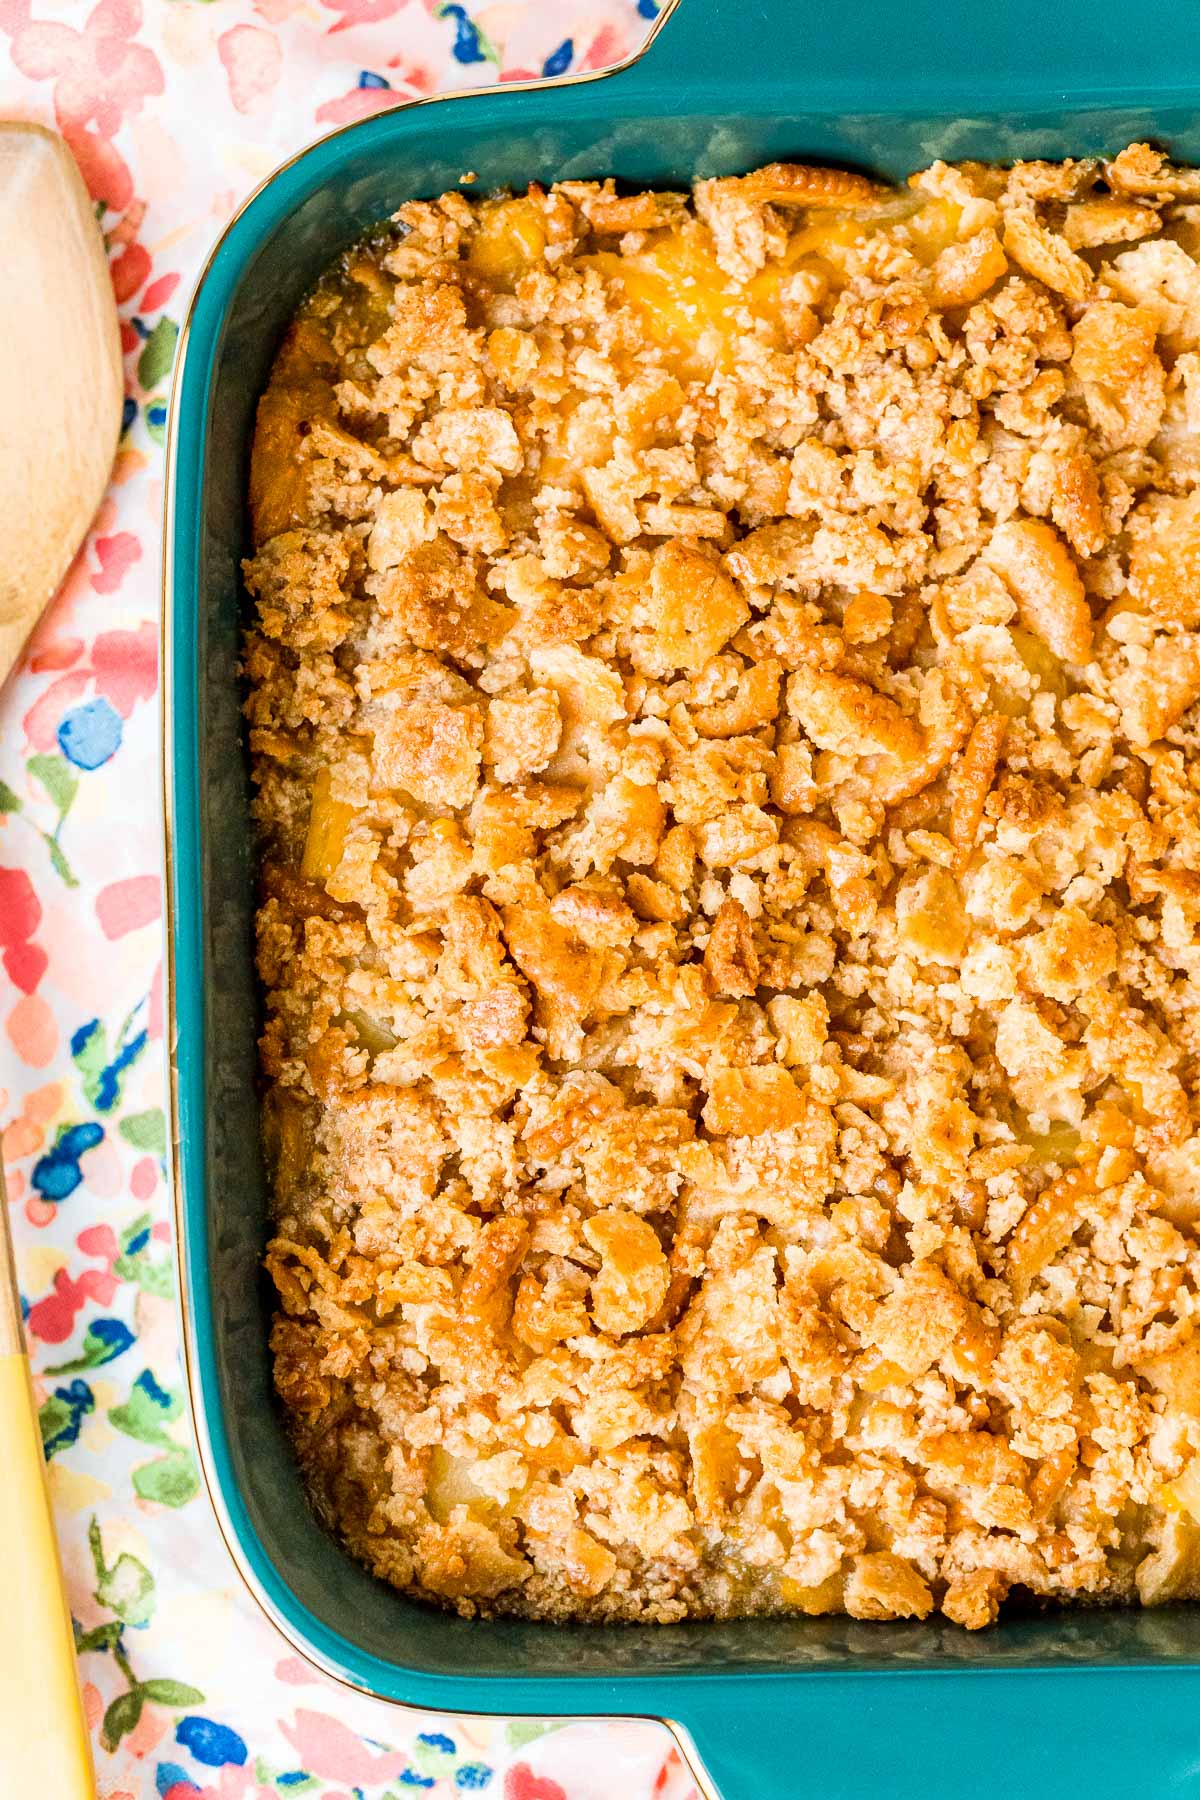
[247,145,1200,1628]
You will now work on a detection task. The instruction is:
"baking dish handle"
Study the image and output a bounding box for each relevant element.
[669,1666,1200,1800]
[617,0,774,100]
[669,1692,803,1800]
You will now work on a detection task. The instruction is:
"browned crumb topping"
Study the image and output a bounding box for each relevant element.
[246,145,1200,1628]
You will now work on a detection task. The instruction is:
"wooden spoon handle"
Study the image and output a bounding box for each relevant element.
[0,1170,95,1793]
[0,123,123,685]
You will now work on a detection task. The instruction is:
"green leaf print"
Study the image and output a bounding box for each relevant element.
[118,1107,167,1155]
[145,394,168,447]
[80,1515,205,1745]
[119,1213,154,1257]
[114,1255,174,1299]
[39,1381,95,1458]
[411,1735,459,1778]
[138,317,178,388]
[1,759,78,878]
[140,1677,205,1706]
[28,751,78,818]
[46,835,79,887]
[75,1621,124,1656]
[131,1446,200,1508]
[95,1552,156,1628]
[110,1371,183,1450]
[88,1515,157,1627]
[98,1553,155,1626]
[100,1686,144,1752]
[72,1019,110,1109]
[255,1763,319,1793]
[113,1225,176,1299]
[108,1374,200,1507]
[506,1720,562,1750]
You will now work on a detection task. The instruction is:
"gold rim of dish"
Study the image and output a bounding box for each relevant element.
[157,4,717,1781]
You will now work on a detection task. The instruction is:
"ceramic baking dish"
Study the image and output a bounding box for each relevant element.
[165,0,1200,1791]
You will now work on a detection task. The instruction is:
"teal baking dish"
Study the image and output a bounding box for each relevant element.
[165,1,1200,1792]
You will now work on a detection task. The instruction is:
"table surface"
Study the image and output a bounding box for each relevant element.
[0,2,701,1794]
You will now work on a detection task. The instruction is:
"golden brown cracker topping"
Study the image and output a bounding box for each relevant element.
[248,147,1200,1628]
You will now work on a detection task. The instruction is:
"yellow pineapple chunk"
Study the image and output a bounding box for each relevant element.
[426,1448,490,1523]
[262,1094,311,1199]
[908,198,964,262]
[469,197,547,290]
[1168,1456,1200,1522]
[301,766,356,884]
[1012,1114,1081,1165]
[781,1571,844,1615]
[340,1008,398,1058]
[1010,626,1069,699]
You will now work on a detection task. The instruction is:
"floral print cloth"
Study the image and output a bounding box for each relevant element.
[0,2,702,1794]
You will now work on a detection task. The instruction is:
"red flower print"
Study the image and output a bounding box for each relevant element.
[0,867,46,994]
[504,1767,568,1800]
[141,271,179,312]
[26,1254,118,1344]
[581,24,629,70]
[29,637,85,675]
[110,241,151,304]
[5,0,164,208]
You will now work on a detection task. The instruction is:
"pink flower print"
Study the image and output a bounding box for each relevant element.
[254,0,305,21]
[93,622,158,717]
[90,531,141,595]
[315,83,402,125]
[274,1656,319,1685]
[23,671,92,752]
[149,958,164,1039]
[6,0,164,208]
[280,1710,405,1784]
[6,992,57,1075]
[14,0,162,136]
[316,56,434,125]
[0,1080,62,1162]
[77,1223,119,1264]
[218,24,282,115]
[131,1155,156,1199]
[319,0,405,32]
[96,874,160,940]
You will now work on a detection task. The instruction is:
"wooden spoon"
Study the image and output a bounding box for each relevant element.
[0,119,119,1793]
[0,121,123,684]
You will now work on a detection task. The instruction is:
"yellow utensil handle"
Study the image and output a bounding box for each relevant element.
[0,1351,94,1793]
